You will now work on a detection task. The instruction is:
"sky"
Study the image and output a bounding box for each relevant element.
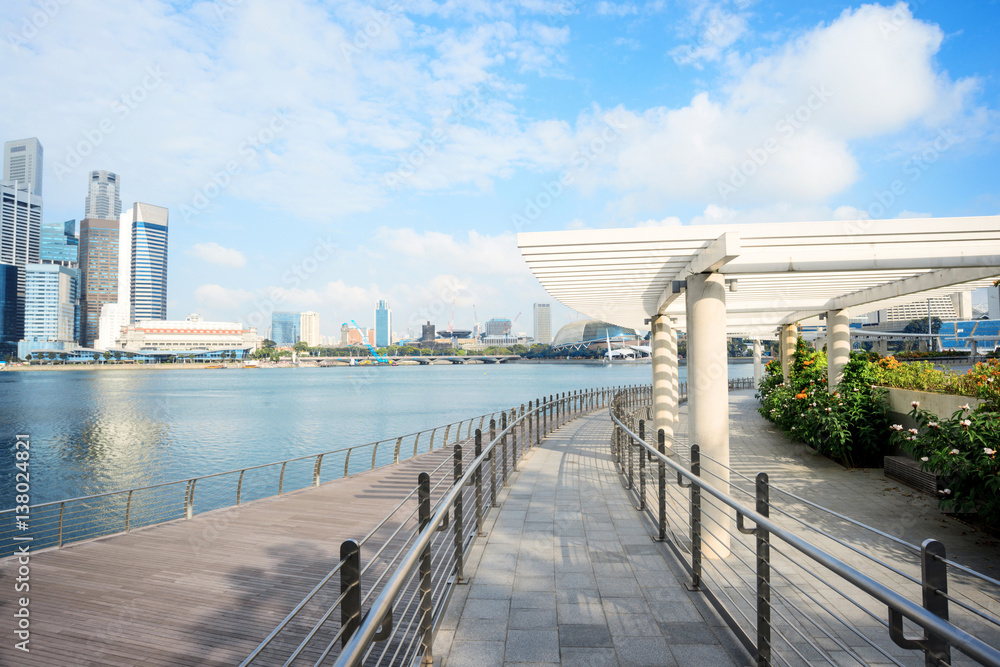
[2,0,998,339]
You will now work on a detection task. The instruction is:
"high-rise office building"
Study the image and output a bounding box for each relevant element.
[40,220,79,266]
[126,203,168,322]
[78,218,119,347]
[1,183,42,341]
[4,138,43,196]
[0,263,19,356]
[271,312,299,347]
[485,318,511,336]
[22,264,78,343]
[374,300,391,348]
[84,171,122,220]
[341,323,350,346]
[533,303,551,345]
[300,311,320,347]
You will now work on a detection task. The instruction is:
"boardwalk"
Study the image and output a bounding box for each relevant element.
[0,442,469,666]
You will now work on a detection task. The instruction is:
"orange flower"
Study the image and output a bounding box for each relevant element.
[795,392,808,399]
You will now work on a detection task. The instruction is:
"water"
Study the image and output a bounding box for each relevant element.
[0,361,753,507]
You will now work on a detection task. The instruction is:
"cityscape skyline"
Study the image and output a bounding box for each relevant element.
[1,2,998,338]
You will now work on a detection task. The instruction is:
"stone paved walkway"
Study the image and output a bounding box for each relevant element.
[433,411,749,667]
[434,391,1000,667]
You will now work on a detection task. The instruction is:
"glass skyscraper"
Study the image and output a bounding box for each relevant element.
[0,263,19,356]
[40,219,79,266]
[127,203,169,322]
[375,300,391,347]
[79,218,119,347]
[271,312,300,346]
[23,264,79,343]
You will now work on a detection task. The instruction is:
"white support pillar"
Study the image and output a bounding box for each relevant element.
[918,337,928,353]
[651,315,678,448]
[971,340,978,361]
[685,273,730,558]
[878,338,888,357]
[752,338,762,388]
[780,324,796,385]
[826,309,850,393]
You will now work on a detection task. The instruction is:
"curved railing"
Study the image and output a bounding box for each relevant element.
[0,390,616,558]
[609,387,1000,667]
[241,385,619,666]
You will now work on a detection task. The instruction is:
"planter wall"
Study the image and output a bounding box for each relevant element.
[882,387,985,430]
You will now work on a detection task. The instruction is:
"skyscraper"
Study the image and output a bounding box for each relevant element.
[300,311,320,347]
[533,303,551,345]
[375,300,391,348]
[78,218,119,347]
[0,263,19,356]
[126,203,169,322]
[3,138,43,196]
[1,183,42,341]
[85,171,122,220]
[22,264,78,343]
[40,220,79,266]
[271,312,299,347]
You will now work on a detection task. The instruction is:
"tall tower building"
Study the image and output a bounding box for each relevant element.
[22,264,79,343]
[340,323,350,346]
[271,312,299,347]
[1,183,42,341]
[40,220,79,267]
[4,138,43,196]
[300,311,320,347]
[85,171,122,220]
[78,218,119,347]
[374,300,391,348]
[0,263,19,356]
[533,303,551,345]
[126,203,168,322]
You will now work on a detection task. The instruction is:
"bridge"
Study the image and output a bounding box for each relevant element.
[310,354,522,365]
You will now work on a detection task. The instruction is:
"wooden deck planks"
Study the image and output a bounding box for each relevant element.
[0,442,474,666]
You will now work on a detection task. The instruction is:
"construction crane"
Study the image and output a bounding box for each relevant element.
[346,320,392,365]
[506,312,521,335]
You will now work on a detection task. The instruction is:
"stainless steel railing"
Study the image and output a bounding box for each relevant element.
[0,397,604,557]
[610,388,1000,667]
[241,385,621,666]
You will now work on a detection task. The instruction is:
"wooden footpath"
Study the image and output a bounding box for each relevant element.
[0,440,486,666]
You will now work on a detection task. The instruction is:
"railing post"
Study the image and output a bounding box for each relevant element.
[475,429,485,536]
[637,420,646,511]
[750,473,772,667]
[511,409,519,472]
[125,490,134,533]
[688,445,702,591]
[627,423,634,490]
[454,444,465,583]
[519,405,525,459]
[344,449,352,478]
[394,437,402,464]
[418,472,433,665]
[489,419,498,507]
[501,411,509,486]
[921,539,951,667]
[528,401,534,448]
[341,539,361,648]
[313,454,324,487]
[371,442,380,470]
[237,470,245,505]
[185,479,196,519]
[413,432,420,457]
[656,430,666,542]
[279,461,287,494]
[58,502,65,547]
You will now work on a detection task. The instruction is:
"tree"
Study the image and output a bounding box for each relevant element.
[261,339,277,349]
[92,352,100,362]
[293,341,310,353]
[903,317,942,335]
[113,351,123,362]
[126,352,135,361]
[25,354,32,362]
[102,351,112,362]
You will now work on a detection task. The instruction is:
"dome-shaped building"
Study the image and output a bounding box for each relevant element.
[551,319,642,350]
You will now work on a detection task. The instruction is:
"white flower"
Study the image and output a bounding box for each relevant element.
[890,424,904,431]
[939,488,952,495]
[960,404,970,411]
[950,448,961,455]
[790,427,796,431]
[928,422,939,428]
[985,448,996,455]
[960,419,972,428]
[908,428,918,435]
[911,401,920,408]
[825,407,832,413]
[920,456,929,462]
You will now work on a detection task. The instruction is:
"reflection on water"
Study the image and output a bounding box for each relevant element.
[1,362,750,507]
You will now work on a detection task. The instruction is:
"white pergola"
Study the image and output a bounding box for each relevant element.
[518,216,1000,556]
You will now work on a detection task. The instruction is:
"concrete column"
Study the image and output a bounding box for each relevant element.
[971,340,978,361]
[826,309,850,393]
[752,338,762,388]
[651,315,678,448]
[878,338,888,357]
[685,273,730,558]
[780,324,796,385]
[918,338,928,353]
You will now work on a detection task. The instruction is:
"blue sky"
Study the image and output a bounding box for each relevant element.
[2,0,998,338]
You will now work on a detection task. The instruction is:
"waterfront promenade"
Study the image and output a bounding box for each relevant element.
[3,391,999,665]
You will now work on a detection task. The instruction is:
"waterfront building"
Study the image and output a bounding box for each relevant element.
[340,323,349,346]
[0,263,18,356]
[17,264,79,358]
[115,314,260,355]
[126,203,168,322]
[551,319,641,351]
[482,333,518,347]
[533,303,551,345]
[485,318,510,336]
[95,302,129,351]
[421,321,435,343]
[40,220,78,266]
[271,311,299,346]
[374,300,391,348]
[84,171,122,220]
[78,218,119,347]
[3,138,43,196]
[300,311,320,347]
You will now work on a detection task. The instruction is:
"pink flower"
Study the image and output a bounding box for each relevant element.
[911,401,920,408]
[908,428,918,435]
[890,424,903,431]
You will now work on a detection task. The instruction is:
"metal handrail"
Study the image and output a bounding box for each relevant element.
[240,385,619,665]
[610,406,1000,666]
[0,404,538,555]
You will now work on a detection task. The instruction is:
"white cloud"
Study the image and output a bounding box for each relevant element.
[186,242,247,268]
[670,2,749,67]
[194,284,253,311]
[595,2,639,17]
